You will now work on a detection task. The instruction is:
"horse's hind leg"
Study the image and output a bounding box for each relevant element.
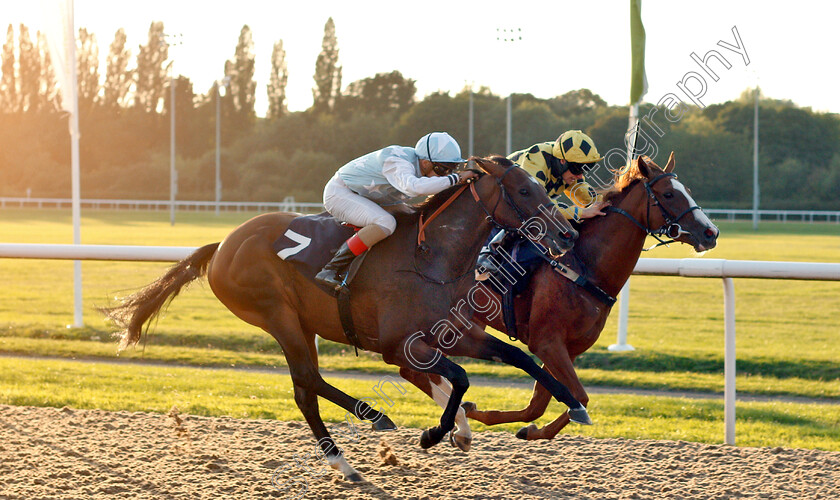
[311,375,398,432]
[267,312,369,482]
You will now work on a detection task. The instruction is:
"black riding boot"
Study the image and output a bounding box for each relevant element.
[315,241,357,290]
[476,230,511,276]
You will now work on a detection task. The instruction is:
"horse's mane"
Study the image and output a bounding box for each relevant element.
[572,157,663,235]
[597,157,661,206]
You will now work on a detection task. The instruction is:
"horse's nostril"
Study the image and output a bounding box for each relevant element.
[560,230,578,241]
[704,228,717,239]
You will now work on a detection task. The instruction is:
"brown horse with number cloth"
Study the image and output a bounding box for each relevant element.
[399,152,719,443]
[101,156,592,483]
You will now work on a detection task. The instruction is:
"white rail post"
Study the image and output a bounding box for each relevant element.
[609,279,635,351]
[723,277,736,445]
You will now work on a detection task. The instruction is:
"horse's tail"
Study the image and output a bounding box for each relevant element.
[101,242,220,351]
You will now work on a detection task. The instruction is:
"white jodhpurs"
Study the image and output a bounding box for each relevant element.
[323,173,397,235]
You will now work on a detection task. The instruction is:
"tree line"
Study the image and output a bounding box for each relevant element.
[1,18,838,210]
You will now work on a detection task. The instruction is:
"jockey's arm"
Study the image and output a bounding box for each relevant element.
[564,179,601,207]
[382,156,458,198]
[554,179,606,221]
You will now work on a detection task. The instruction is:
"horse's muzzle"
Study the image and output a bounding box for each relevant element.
[549,228,578,256]
[680,224,719,252]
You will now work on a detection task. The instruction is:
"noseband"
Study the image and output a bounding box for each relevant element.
[606,172,703,250]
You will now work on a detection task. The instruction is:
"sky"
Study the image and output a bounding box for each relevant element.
[5,0,840,116]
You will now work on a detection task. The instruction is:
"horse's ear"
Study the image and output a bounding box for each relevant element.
[471,156,501,176]
[636,155,652,178]
[664,151,676,173]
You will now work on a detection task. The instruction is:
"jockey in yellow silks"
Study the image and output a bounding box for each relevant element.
[477,130,608,274]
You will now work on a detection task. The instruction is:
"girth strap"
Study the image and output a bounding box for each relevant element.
[336,251,369,356]
[541,255,617,306]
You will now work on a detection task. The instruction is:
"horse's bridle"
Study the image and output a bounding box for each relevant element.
[473,165,574,239]
[412,164,571,284]
[606,172,703,249]
[417,165,573,246]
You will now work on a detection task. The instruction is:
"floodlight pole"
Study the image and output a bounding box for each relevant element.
[161,33,182,226]
[496,27,523,153]
[170,74,176,225]
[215,77,230,216]
[468,82,474,157]
[752,86,760,231]
[506,95,512,154]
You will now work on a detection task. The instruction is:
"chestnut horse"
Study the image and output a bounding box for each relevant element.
[399,152,719,442]
[102,156,589,482]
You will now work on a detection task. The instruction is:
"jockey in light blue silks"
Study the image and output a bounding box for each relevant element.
[315,132,478,290]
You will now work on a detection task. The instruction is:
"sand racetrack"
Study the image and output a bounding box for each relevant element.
[1,404,838,499]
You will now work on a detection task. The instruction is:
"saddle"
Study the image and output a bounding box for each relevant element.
[478,233,546,340]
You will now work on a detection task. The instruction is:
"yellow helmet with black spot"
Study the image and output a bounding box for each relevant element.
[553,130,601,164]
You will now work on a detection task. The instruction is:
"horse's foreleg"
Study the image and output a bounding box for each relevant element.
[385,339,469,450]
[463,374,552,426]
[517,344,589,440]
[399,368,472,451]
[441,324,591,426]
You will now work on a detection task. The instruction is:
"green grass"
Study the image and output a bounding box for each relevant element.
[0,208,838,448]
[2,338,838,400]
[2,357,838,451]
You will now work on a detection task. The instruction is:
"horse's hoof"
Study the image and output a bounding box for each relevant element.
[515,423,538,440]
[460,401,477,415]
[449,431,472,452]
[568,405,593,425]
[419,428,438,449]
[371,415,397,432]
[345,472,365,483]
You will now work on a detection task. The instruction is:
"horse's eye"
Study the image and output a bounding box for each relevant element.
[519,188,530,196]
[663,191,674,199]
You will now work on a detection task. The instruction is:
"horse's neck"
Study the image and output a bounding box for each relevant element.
[419,180,496,272]
[574,186,649,297]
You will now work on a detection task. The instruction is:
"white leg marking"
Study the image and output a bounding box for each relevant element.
[430,379,472,439]
[327,453,359,479]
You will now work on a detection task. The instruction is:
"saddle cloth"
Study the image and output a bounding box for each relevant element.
[272,212,356,287]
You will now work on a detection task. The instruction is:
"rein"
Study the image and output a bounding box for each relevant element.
[417,183,470,246]
[606,172,702,251]
[472,167,560,235]
[417,166,562,245]
[409,165,559,285]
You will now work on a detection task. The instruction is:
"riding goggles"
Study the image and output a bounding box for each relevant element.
[432,162,464,176]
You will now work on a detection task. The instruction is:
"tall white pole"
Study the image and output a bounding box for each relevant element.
[609,280,635,351]
[626,103,640,163]
[67,0,82,327]
[752,86,760,231]
[215,82,221,216]
[723,277,737,445]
